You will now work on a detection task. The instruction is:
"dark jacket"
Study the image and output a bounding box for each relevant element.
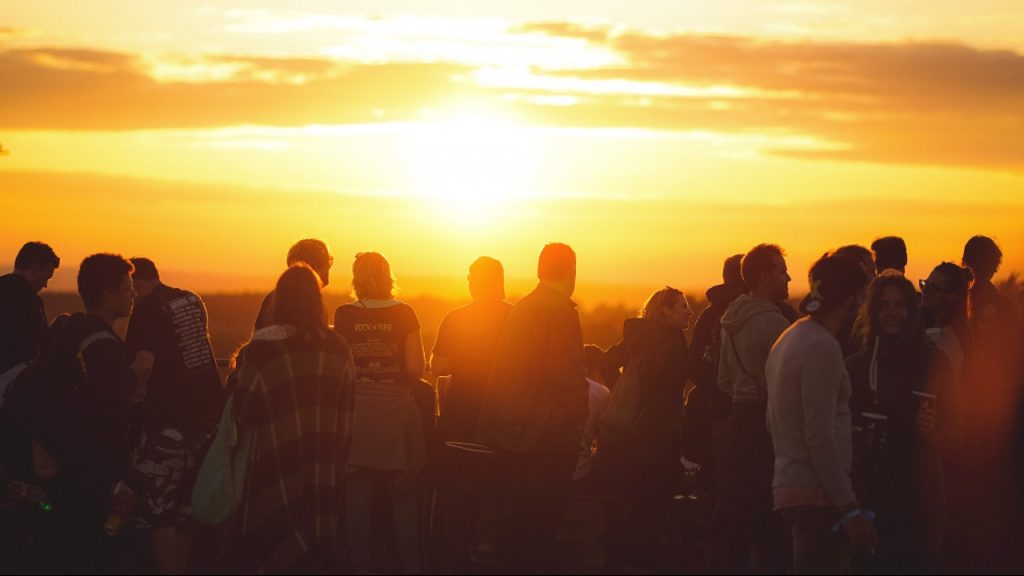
[476,283,587,454]
[0,273,47,374]
[6,313,134,501]
[846,336,954,564]
[599,317,687,450]
[687,282,746,390]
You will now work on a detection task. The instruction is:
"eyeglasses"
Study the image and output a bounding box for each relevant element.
[919,279,952,293]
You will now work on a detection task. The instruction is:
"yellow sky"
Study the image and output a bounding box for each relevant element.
[2,2,1023,300]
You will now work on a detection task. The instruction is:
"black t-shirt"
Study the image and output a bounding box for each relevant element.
[0,273,47,374]
[333,301,420,386]
[432,300,511,406]
[125,284,222,429]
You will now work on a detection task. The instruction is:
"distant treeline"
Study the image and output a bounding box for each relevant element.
[39,292,695,361]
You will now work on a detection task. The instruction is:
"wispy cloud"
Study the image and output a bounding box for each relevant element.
[2,20,1022,172]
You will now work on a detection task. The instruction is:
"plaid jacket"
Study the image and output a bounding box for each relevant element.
[234,325,355,574]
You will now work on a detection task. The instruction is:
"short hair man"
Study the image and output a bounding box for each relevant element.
[253,239,333,331]
[429,256,513,564]
[714,243,792,572]
[766,254,877,574]
[0,242,60,375]
[871,236,908,275]
[124,258,223,573]
[431,256,512,442]
[476,243,587,571]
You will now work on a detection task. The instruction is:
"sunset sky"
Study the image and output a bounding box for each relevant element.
[3,1,1023,302]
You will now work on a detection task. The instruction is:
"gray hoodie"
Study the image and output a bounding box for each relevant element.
[717,294,790,403]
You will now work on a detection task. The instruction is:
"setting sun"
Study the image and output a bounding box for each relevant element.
[406,109,537,228]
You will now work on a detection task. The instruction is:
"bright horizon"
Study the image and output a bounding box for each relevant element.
[3,1,1024,301]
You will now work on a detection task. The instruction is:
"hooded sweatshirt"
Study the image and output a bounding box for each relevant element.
[717,294,790,403]
[687,282,747,390]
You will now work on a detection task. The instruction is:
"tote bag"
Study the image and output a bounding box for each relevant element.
[191,397,253,525]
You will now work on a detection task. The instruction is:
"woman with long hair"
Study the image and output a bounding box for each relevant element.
[333,252,426,575]
[846,271,958,571]
[233,264,355,573]
[596,286,691,569]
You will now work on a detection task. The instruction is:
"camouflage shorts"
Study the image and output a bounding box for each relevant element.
[128,427,198,530]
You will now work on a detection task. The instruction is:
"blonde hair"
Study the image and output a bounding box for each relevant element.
[352,252,395,300]
[640,286,684,321]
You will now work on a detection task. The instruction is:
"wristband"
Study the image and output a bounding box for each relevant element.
[830,508,875,532]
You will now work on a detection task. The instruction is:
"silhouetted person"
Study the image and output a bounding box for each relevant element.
[714,243,791,573]
[431,257,512,443]
[767,253,875,574]
[476,243,587,572]
[962,235,1017,336]
[0,242,60,569]
[334,252,426,574]
[234,264,355,573]
[0,242,60,377]
[871,236,908,275]
[832,244,877,357]
[122,257,224,574]
[5,254,136,571]
[958,235,1024,571]
[253,239,333,332]
[846,271,960,571]
[921,262,974,569]
[597,286,691,569]
[685,254,745,492]
[921,263,974,390]
[430,256,512,571]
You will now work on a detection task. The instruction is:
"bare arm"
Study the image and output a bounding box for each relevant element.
[430,354,452,377]
[405,330,425,380]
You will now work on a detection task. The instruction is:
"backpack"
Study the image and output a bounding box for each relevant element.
[2,313,116,481]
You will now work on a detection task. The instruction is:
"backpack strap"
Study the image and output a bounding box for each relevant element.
[78,330,118,354]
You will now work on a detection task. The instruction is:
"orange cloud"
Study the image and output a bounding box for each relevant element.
[2,26,1023,172]
[0,47,476,129]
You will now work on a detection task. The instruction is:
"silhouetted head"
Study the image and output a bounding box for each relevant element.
[640,286,692,329]
[468,256,505,303]
[287,239,333,287]
[801,253,867,326]
[723,254,744,287]
[584,344,604,383]
[871,236,907,274]
[742,244,789,301]
[833,244,876,280]
[273,263,327,332]
[922,262,973,329]
[129,257,160,298]
[352,251,395,300]
[857,270,922,349]
[961,235,1002,282]
[78,254,135,320]
[538,243,576,297]
[14,241,60,292]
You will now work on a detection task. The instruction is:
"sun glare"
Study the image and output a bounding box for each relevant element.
[406,109,536,229]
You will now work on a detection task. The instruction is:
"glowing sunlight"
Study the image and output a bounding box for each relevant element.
[405,109,537,229]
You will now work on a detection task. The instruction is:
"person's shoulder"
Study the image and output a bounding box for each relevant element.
[333,302,360,319]
[164,284,201,302]
[0,274,30,298]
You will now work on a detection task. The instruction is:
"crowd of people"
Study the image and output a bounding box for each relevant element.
[0,235,1023,574]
